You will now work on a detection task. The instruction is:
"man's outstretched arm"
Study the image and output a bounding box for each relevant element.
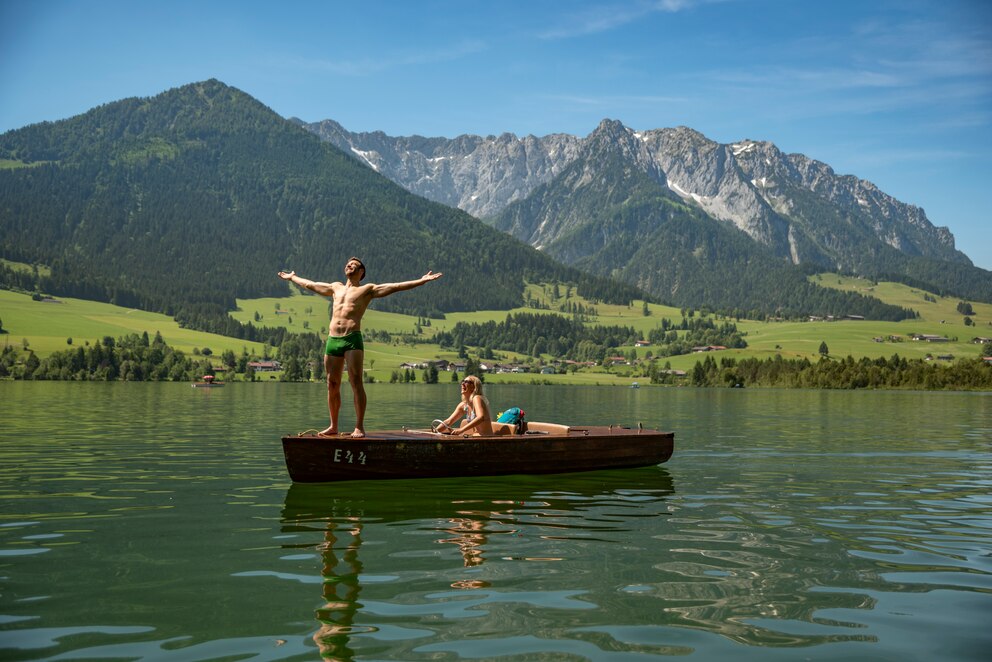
[278,271,335,297]
[372,270,442,298]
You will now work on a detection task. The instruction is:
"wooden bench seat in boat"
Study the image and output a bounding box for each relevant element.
[524,421,571,435]
[491,421,571,436]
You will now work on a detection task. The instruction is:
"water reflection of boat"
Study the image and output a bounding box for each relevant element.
[281,423,674,482]
[279,469,676,658]
[282,469,672,524]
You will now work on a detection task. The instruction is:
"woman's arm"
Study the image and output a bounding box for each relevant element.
[454,396,489,435]
[438,404,465,433]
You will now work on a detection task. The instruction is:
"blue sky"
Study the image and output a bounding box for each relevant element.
[2,0,990,269]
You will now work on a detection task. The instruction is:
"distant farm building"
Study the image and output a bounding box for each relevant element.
[912,334,950,342]
[248,360,282,372]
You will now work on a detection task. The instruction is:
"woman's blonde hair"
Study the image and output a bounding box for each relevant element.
[461,375,487,404]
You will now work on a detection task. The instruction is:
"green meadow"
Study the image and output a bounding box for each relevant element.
[231,277,991,381]
[666,275,991,372]
[228,284,666,383]
[0,289,266,359]
[4,273,989,384]
[230,283,685,338]
[0,159,44,170]
[1,258,50,277]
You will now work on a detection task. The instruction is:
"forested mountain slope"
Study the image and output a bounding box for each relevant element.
[0,80,642,330]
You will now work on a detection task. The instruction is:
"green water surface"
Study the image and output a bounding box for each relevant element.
[0,383,989,660]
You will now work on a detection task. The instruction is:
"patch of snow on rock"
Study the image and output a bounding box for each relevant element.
[668,180,710,203]
[350,147,379,171]
[732,142,756,156]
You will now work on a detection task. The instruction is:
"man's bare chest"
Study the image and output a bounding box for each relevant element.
[332,286,372,309]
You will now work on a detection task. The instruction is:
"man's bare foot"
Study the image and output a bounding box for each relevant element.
[350,428,366,438]
[317,426,338,437]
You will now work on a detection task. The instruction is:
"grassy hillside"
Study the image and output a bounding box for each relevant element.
[229,275,992,379]
[6,273,989,384]
[1,258,50,277]
[0,289,266,358]
[230,283,684,337]
[226,283,679,384]
[718,275,992,368]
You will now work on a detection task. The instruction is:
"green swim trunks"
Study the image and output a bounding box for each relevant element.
[325,330,365,357]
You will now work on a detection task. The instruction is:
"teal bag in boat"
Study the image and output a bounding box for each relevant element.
[496,407,526,433]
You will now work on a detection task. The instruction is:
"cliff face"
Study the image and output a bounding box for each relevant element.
[304,117,968,271]
[303,119,582,219]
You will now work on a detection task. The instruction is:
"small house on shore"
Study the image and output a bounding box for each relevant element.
[248,360,282,372]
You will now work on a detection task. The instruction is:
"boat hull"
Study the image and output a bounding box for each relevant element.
[281,426,674,482]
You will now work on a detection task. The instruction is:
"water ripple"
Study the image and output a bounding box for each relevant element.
[1,384,990,660]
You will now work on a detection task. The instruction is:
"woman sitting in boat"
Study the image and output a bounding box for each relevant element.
[434,375,494,436]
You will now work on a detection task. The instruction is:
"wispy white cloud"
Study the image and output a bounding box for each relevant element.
[537,0,713,39]
[543,93,689,106]
[693,65,987,125]
[852,18,992,80]
[695,11,992,102]
[918,110,992,131]
[286,39,487,76]
[707,66,906,90]
[687,17,992,120]
[843,146,974,169]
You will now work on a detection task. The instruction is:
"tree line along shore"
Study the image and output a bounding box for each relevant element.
[3,323,991,391]
[2,273,990,389]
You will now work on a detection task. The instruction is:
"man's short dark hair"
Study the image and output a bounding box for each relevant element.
[348,257,366,281]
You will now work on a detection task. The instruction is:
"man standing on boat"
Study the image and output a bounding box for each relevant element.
[278,258,442,438]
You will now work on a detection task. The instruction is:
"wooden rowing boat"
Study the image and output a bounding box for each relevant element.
[281,422,674,483]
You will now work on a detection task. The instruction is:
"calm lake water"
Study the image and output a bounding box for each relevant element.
[0,382,989,661]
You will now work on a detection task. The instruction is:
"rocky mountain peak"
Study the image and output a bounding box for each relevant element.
[300,116,969,269]
[591,118,629,138]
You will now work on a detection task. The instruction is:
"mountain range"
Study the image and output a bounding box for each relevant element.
[0,80,983,336]
[302,117,991,308]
